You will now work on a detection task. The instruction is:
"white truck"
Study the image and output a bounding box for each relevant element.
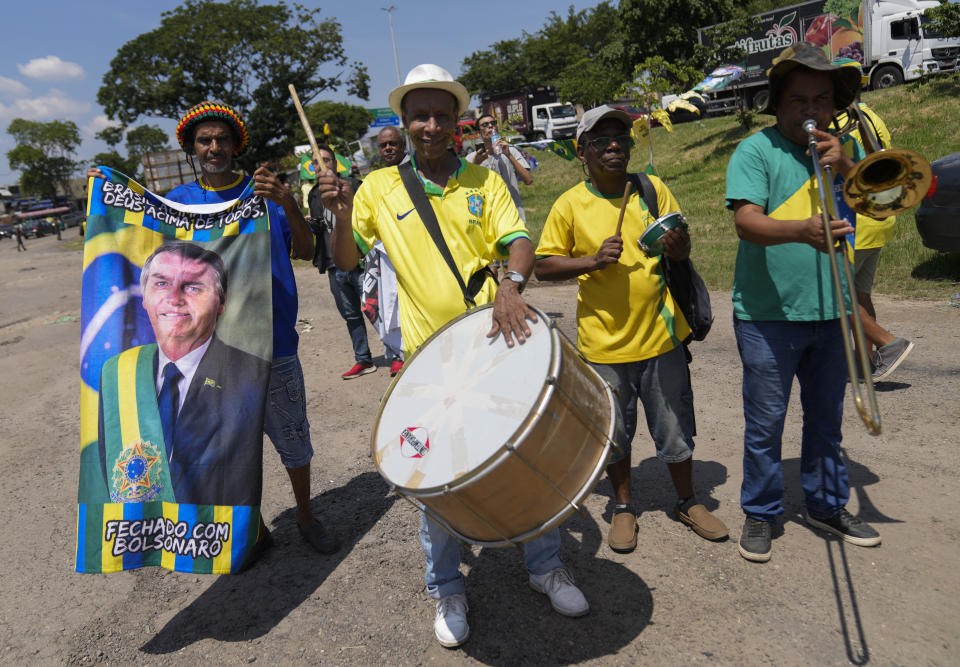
[698,0,960,114]
[481,86,579,141]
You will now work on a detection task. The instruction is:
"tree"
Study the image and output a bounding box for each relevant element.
[609,0,750,72]
[95,126,125,148]
[97,0,369,169]
[924,1,960,38]
[91,124,169,179]
[459,3,620,105]
[6,119,80,196]
[125,125,169,166]
[297,101,373,150]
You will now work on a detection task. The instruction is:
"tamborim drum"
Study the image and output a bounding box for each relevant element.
[372,305,616,547]
[638,211,688,257]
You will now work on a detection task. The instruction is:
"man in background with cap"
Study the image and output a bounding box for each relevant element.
[318,64,589,648]
[536,104,728,555]
[725,44,882,563]
[158,102,340,555]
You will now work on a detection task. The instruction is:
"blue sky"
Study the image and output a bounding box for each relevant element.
[0,0,603,185]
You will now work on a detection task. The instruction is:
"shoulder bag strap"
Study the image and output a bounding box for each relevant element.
[397,161,475,308]
[627,172,659,219]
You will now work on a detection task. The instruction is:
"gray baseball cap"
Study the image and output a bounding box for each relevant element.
[576,105,633,143]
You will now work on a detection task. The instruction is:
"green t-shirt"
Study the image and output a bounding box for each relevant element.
[725,127,862,321]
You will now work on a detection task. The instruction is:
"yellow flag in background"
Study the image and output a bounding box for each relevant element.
[631,116,649,139]
[651,109,673,133]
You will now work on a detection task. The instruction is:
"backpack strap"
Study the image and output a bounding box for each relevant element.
[397,161,476,308]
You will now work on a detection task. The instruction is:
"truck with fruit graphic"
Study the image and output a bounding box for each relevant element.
[697,0,960,114]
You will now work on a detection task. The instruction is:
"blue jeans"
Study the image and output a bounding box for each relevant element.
[734,318,850,522]
[264,355,313,469]
[589,346,696,465]
[420,514,564,599]
[328,267,371,364]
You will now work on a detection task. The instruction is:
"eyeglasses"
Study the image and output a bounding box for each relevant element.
[478,121,497,129]
[586,134,633,150]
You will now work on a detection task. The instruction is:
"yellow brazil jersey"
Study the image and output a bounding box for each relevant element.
[537,177,691,364]
[834,102,896,250]
[351,158,529,354]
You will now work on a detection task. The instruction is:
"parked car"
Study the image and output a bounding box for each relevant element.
[915,151,960,252]
[60,211,85,229]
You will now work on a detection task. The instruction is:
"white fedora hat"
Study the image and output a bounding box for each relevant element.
[388,64,471,117]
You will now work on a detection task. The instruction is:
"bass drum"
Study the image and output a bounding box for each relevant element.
[372,305,616,547]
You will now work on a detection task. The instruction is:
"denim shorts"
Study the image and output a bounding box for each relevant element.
[263,355,314,469]
[589,345,696,465]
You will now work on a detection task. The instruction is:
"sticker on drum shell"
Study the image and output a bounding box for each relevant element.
[400,426,430,458]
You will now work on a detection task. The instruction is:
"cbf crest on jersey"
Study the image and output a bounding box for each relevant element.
[467,193,484,219]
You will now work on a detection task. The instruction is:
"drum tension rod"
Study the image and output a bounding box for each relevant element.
[505,443,586,518]
[441,484,521,549]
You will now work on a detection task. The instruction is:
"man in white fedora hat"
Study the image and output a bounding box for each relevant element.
[317,63,590,648]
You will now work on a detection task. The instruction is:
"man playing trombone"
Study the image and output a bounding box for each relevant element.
[724,44,881,563]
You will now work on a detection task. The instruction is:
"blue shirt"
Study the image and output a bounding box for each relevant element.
[165,174,299,357]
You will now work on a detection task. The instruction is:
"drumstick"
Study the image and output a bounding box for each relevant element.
[614,180,632,237]
[288,83,342,210]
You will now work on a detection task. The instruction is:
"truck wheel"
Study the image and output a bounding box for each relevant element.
[533,131,546,141]
[872,65,903,90]
[750,90,770,113]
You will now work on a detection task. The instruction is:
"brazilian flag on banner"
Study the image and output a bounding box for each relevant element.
[549,140,577,161]
[77,167,273,574]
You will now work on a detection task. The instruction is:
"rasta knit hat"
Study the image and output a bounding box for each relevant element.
[176,101,249,155]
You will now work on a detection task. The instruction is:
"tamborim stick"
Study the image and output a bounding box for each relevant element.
[288,83,342,209]
[614,180,632,237]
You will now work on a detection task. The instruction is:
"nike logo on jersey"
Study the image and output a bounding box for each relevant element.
[396,208,415,220]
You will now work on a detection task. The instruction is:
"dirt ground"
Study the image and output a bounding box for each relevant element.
[1,233,958,666]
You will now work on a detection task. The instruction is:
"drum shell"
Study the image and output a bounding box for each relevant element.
[380,316,615,546]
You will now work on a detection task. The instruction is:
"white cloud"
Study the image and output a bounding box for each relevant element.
[0,76,29,97]
[17,55,85,81]
[0,92,91,124]
[85,114,122,137]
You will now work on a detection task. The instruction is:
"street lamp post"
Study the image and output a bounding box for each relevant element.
[381,5,401,85]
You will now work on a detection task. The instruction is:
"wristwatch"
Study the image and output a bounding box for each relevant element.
[503,270,527,292]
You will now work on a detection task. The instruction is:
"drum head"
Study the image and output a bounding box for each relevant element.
[373,306,554,492]
[638,211,687,256]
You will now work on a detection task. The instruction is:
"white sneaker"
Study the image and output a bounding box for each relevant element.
[529,567,589,617]
[434,593,469,647]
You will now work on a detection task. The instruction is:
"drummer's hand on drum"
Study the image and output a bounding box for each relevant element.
[661,228,690,261]
[489,279,538,348]
[593,235,623,269]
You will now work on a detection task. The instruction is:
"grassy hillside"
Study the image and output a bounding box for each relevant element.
[521,74,960,300]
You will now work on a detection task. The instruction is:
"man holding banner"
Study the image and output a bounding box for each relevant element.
[80,101,340,572]
[164,102,340,555]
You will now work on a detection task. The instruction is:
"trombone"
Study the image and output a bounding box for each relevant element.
[803,106,932,435]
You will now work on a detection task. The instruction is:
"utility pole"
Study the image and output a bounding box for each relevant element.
[381,5,401,85]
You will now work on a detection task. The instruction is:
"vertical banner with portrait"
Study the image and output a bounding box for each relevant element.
[76,167,272,574]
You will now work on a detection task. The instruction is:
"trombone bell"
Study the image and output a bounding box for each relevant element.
[835,103,933,220]
[843,148,933,219]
